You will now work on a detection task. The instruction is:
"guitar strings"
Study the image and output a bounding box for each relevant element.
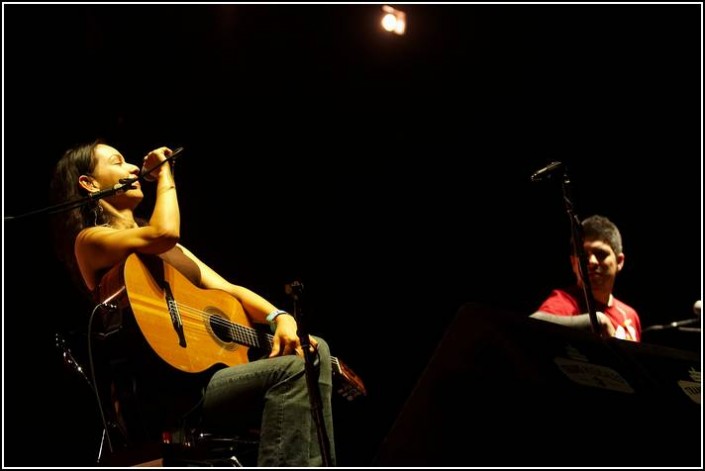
[127,296,362,395]
[133,296,273,348]
[170,300,356,391]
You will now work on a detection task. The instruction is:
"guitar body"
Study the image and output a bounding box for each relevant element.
[95,253,366,400]
[123,254,251,373]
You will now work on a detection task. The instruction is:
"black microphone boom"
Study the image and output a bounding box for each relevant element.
[530,161,564,182]
[89,182,135,200]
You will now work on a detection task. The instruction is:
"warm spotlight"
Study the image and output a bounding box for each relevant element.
[381,5,406,36]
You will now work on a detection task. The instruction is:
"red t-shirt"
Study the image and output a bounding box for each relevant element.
[537,286,642,342]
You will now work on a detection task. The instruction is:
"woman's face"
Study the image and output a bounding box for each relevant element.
[87,144,143,199]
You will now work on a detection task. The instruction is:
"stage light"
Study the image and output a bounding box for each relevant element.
[381,5,406,36]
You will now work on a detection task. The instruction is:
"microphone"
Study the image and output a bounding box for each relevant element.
[642,318,700,332]
[642,302,702,333]
[89,182,135,200]
[119,147,184,184]
[285,281,304,296]
[530,161,564,182]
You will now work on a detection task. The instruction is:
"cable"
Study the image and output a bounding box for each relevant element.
[87,303,114,456]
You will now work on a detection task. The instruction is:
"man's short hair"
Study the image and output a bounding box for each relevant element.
[582,214,623,255]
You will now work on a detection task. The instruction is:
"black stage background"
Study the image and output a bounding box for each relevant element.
[3,4,702,467]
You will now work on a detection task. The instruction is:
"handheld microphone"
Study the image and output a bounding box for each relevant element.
[530,161,564,182]
[140,146,184,182]
[120,147,184,184]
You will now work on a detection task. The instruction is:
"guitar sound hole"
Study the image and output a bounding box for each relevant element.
[207,311,235,343]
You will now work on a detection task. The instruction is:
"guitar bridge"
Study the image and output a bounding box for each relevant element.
[163,282,187,348]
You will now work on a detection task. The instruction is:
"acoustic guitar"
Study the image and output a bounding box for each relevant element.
[96,253,366,401]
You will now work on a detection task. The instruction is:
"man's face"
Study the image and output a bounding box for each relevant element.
[571,238,624,293]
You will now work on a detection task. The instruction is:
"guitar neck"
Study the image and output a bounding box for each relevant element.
[229,322,343,369]
[226,321,272,351]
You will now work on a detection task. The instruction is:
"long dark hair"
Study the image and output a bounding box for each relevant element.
[49,139,108,294]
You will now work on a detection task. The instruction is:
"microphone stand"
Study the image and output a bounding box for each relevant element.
[559,167,601,336]
[4,180,139,221]
[642,317,701,333]
[4,147,183,222]
[285,281,333,467]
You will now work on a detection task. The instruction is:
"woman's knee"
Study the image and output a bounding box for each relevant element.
[313,336,330,357]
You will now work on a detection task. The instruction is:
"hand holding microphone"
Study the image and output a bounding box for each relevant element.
[119,147,184,185]
[141,146,184,181]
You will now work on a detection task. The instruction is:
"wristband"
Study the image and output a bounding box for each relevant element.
[266,309,288,332]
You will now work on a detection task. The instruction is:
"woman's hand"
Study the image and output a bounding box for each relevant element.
[268,314,318,358]
[142,146,173,181]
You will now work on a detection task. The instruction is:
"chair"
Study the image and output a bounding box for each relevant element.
[161,425,261,467]
[58,307,263,467]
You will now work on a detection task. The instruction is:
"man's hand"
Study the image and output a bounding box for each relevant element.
[596,311,617,337]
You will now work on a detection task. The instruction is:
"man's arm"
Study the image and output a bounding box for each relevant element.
[530,311,616,336]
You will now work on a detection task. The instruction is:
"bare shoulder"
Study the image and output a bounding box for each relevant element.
[75,225,117,245]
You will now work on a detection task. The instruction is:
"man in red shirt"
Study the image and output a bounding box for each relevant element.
[531,215,641,341]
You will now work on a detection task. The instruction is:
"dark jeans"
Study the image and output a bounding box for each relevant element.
[201,336,336,466]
